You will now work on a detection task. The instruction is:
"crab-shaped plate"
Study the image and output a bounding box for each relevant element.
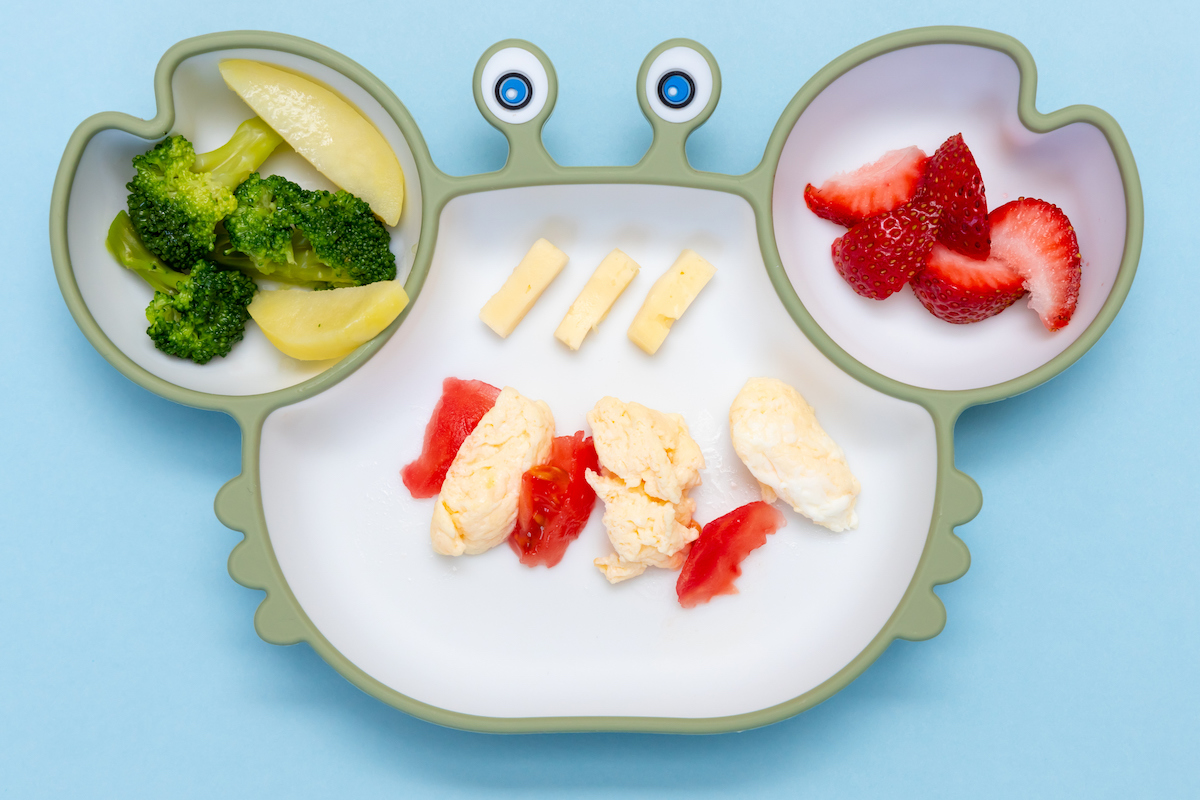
[50,27,1141,733]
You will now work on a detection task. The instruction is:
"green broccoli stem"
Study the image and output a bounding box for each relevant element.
[210,229,352,289]
[106,211,187,295]
[191,117,284,190]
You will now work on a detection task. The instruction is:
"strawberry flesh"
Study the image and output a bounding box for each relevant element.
[918,134,991,259]
[804,146,929,227]
[911,242,1025,324]
[832,200,940,299]
[989,198,1082,331]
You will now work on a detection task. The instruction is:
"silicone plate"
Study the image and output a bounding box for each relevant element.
[50,28,1141,732]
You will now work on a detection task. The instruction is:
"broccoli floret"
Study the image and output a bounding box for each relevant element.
[223,174,304,266]
[106,211,257,364]
[126,117,283,271]
[298,189,397,286]
[126,135,231,270]
[215,174,396,289]
[145,261,257,364]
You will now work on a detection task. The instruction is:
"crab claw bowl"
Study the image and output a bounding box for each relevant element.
[51,32,430,402]
[764,28,1141,396]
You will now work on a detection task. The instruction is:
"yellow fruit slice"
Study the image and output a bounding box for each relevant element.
[219,59,405,226]
[249,281,409,361]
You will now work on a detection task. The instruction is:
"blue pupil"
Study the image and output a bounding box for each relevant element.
[657,71,694,108]
[496,73,531,110]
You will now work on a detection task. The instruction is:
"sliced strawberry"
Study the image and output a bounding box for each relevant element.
[918,134,990,259]
[804,146,930,227]
[831,201,940,299]
[911,242,1026,324]
[989,198,1082,331]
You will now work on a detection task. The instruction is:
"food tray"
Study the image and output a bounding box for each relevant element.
[49,27,1141,733]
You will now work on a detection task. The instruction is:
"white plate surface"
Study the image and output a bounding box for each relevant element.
[261,184,938,719]
[773,44,1127,392]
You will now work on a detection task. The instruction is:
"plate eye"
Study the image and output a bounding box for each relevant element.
[643,45,716,123]
[656,70,694,109]
[495,71,532,110]
[478,45,551,124]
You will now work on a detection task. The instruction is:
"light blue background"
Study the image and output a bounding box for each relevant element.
[3,0,1197,796]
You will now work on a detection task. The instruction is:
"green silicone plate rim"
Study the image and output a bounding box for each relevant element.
[48,26,1142,734]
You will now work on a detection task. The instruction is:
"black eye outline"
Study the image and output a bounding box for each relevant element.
[494,72,533,111]
[656,70,695,109]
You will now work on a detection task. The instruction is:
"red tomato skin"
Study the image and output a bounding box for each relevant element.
[400,378,501,499]
[509,431,600,567]
[676,501,786,608]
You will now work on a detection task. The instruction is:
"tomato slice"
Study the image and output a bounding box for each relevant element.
[400,378,501,499]
[509,431,600,567]
[676,501,786,608]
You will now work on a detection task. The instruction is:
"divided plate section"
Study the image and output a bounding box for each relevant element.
[772,44,1126,391]
[65,48,423,396]
[259,184,937,719]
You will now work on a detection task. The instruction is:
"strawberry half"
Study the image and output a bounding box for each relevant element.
[805,146,930,227]
[989,198,1082,332]
[918,134,990,259]
[911,242,1025,324]
[832,200,940,299]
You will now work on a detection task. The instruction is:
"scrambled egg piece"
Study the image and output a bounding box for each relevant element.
[585,397,704,583]
[729,377,860,532]
[430,387,554,556]
[587,396,703,504]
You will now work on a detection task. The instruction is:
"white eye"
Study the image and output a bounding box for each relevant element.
[480,47,549,124]
[644,46,714,123]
